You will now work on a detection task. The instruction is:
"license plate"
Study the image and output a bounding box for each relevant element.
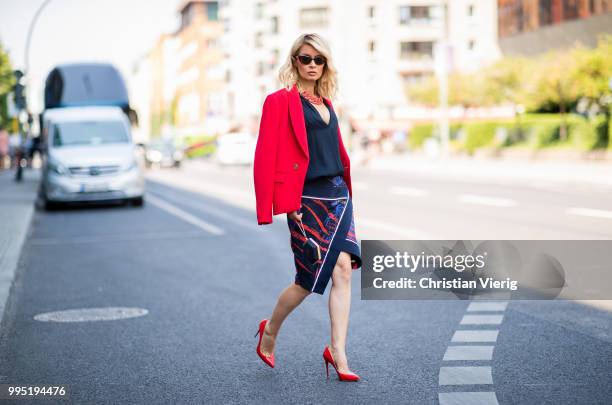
[79,183,108,192]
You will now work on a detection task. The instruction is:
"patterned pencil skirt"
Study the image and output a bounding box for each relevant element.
[286,175,362,295]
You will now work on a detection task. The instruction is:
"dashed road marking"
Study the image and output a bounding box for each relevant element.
[439,391,499,405]
[460,314,504,325]
[439,300,508,405]
[458,194,517,207]
[439,366,493,385]
[359,218,435,239]
[389,186,428,197]
[566,207,612,220]
[147,194,225,235]
[451,330,499,343]
[443,345,494,361]
[467,302,508,312]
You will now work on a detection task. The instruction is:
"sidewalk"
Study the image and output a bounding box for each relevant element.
[356,152,612,190]
[0,169,40,331]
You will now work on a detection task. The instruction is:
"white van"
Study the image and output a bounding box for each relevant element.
[40,105,145,209]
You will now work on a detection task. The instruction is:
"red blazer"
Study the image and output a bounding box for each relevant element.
[253,84,353,225]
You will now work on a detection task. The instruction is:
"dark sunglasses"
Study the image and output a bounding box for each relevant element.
[294,54,326,66]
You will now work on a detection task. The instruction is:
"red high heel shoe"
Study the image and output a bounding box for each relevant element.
[323,346,360,382]
[254,319,275,368]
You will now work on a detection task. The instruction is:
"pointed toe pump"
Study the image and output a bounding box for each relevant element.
[323,346,360,382]
[254,319,275,368]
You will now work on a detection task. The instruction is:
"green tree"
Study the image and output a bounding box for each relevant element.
[0,41,15,130]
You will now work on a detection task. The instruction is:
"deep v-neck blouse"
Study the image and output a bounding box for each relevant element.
[300,94,344,183]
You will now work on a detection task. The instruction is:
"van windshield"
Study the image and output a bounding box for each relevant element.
[52,121,130,147]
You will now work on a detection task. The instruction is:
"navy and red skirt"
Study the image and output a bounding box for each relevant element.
[286,175,362,295]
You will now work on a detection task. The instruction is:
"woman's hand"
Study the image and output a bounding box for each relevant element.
[288,209,303,222]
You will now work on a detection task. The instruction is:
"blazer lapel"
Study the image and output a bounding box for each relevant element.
[288,84,309,158]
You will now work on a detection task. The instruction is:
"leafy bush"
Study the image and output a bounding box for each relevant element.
[570,114,608,150]
[408,124,434,149]
[463,122,499,154]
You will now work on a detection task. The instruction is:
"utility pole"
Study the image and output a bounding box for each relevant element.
[435,0,450,158]
[13,0,53,181]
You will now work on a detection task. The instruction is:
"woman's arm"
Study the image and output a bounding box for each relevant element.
[253,94,281,225]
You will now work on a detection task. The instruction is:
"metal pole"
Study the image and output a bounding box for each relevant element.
[15,0,52,182]
[438,0,450,158]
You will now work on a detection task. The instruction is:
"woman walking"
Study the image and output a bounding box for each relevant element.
[253,33,362,382]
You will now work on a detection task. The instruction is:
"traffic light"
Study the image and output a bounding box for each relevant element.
[12,70,27,110]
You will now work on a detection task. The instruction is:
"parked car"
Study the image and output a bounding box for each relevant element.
[215,132,256,166]
[40,106,145,209]
[144,140,183,168]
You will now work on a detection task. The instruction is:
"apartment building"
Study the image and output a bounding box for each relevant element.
[132,1,224,139]
[220,0,500,128]
[498,0,612,55]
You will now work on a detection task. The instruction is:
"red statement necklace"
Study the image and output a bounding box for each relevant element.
[300,90,323,105]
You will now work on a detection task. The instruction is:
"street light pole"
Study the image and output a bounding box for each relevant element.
[436,0,450,158]
[14,0,52,181]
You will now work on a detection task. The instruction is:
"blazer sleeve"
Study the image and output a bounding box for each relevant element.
[253,94,280,225]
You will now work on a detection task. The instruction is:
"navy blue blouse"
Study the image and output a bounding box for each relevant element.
[300,94,344,183]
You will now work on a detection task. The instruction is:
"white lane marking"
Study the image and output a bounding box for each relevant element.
[443,346,494,361]
[566,207,612,220]
[467,302,508,312]
[147,194,225,235]
[451,330,499,343]
[460,314,504,325]
[359,218,435,239]
[148,190,255,230]
[439,392,499,405]
[458,194,517,207]
[439,366,493,385]
[389,186,428,197]
[34,307,148,322]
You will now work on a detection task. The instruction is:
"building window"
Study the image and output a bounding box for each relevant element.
[367,5,375,18]
[368,41,376,53]
[562,0,580,20]
[207,2,219,21]
[400,41,434,59]
[255,2,264,19]
[255,32,263,48]
[257,61,265,76]
[271,16,279,34]
[468,39,476,50]
[467,4,475,17]
[299,7,329,28]
[207,38,219,49]
[538,0,554,26]
[400,5,431,24]
[399,6,410,24]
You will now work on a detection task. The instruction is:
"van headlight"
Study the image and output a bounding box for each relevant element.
[48,160,69,176]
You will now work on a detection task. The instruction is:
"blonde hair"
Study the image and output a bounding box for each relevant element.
[278,33,338,100]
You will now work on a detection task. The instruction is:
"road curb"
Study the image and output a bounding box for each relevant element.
[0,170,39,336]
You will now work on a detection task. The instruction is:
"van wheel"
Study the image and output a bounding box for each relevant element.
[129,196,144,207]
[43,197,59,211]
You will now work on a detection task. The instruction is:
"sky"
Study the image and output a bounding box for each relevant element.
[0,0,182,113]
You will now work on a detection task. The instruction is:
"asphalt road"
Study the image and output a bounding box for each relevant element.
[0,160,610,404]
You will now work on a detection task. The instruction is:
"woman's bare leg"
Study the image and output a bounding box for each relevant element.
[260,282,311,356]
[328,251,354,373]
